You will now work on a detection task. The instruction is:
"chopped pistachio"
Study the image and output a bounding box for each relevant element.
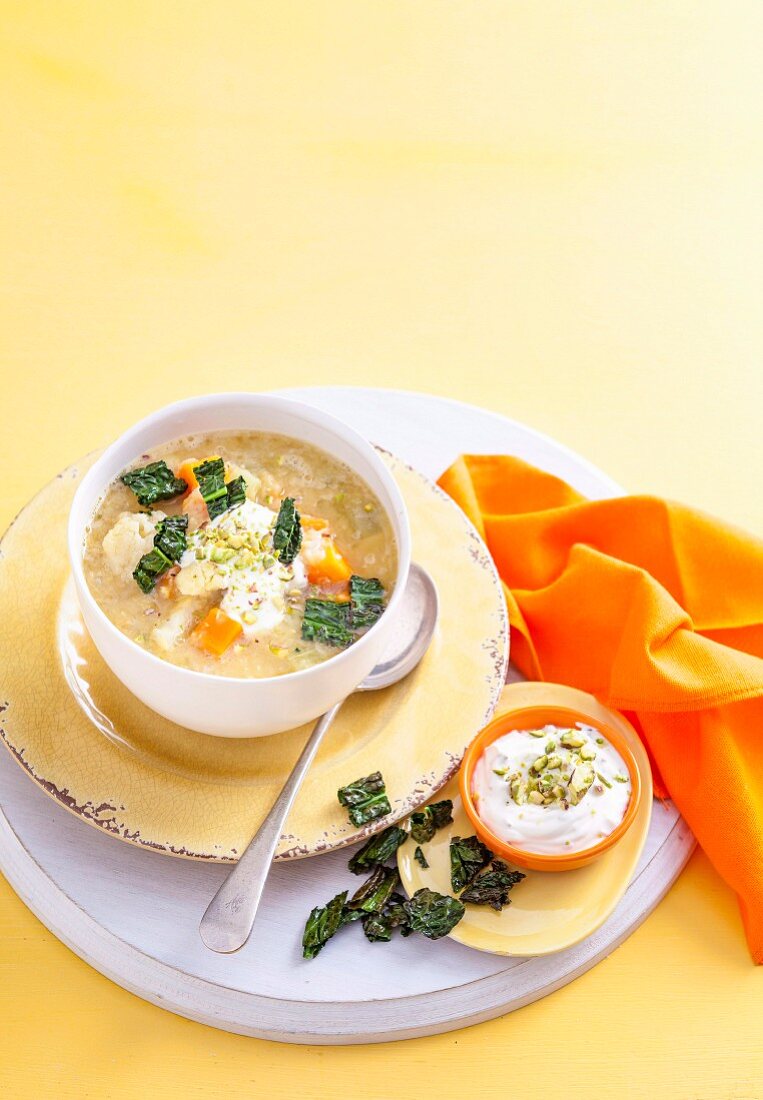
[595,737,605,746]
[530,755,548,773]
[528,729,546,738]
[545,740,556,754]
[546,754,563,770]
[614,774,629,784]
[596,771,612,789]
[528,790,545,805]
[579,745,597,761]
[560,731,586,749]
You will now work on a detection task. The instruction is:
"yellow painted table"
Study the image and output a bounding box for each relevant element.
[1,2,761,1096]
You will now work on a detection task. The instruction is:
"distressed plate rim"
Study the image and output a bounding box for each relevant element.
[0,447,509,862]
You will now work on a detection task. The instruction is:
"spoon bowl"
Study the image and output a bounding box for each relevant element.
[359,564,439,691]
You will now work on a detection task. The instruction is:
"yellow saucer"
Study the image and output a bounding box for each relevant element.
[398,682,653,956]
[0,450,507,862]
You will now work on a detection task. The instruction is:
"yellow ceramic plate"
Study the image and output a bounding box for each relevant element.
[0,450,508,862]
[398,682,653,956]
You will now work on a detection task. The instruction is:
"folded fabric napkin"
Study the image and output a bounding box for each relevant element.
[438,454,763,962]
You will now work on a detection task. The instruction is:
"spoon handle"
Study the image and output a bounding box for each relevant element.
[199,700,344,953]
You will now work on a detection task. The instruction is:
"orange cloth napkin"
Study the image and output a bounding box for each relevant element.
[438,455,763,962]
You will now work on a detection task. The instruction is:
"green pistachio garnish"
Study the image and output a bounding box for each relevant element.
[560,731,586,749]
[545,741,556,753]
[596,771,612,789]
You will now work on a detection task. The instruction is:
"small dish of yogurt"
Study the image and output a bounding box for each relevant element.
[460,702,643,872]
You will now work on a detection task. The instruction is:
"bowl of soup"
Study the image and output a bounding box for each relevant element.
[68,394,411,737]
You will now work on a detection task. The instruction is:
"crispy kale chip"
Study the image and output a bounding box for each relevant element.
[302,575,386,650]
[192,458,245,521]
[302,598,353,648]
[413,845,429,869]
[450,835,494,893]
[154,515,188,561]
[192,457,228,519]
[346,866,400,917]
[459,861,525,911]
[225,475,247,511]
[349,575,386,631]
[363,893,412,943]
[273,496,302,565]
[337,771,391,827]
[409,799,454,844]
[403,888,465,940]
[133,515,188,593]
[121,460,187,507]
[301,890,349,959]
[348,825,408,874]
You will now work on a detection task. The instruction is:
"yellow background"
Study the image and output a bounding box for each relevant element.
[1,2,762,1097]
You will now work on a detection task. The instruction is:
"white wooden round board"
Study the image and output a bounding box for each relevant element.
[0,388,695,1045]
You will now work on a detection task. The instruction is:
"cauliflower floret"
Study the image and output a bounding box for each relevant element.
[225,461,261,502]
[102,510,166,582]
[175,559,227,596]
[151,597,203,651]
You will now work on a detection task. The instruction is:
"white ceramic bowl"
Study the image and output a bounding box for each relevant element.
[68,393,411,737]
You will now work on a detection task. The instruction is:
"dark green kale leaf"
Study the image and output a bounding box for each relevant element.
[410,799,454,844]
[349,575,386,630]
[301,890,349,959]
[348,825,408,874]
[154,515,188,561]
[121,461,187,507]
[337,771,391,827]
[459,861,526,911]
[132,515,188,593]
[192,457,228,519]
[225,475,247,511]
[361,911,394,942]
[302,598,353,648]
[346,866,400,917]
[133,548,173,594]
[403,888,465,940]
[450,835,494,893]
[362,892,412,943]
[414,845,429,869]
[273,496,302,564]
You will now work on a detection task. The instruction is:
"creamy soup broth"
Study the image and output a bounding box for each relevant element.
[83,431,397,677]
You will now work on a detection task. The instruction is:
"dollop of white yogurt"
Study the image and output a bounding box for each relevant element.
[472,723,632,856]
[177,499,306,637]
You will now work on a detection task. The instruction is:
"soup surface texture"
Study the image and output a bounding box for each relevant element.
[83,431,397,678]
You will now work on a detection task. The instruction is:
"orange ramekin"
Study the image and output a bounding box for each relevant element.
[458,703,643,872]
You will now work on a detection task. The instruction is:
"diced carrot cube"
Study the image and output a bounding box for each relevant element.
[307,538,353,585]
[190,607,243,657]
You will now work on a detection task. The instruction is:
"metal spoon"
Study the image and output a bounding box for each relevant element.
[199,563,439,953]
